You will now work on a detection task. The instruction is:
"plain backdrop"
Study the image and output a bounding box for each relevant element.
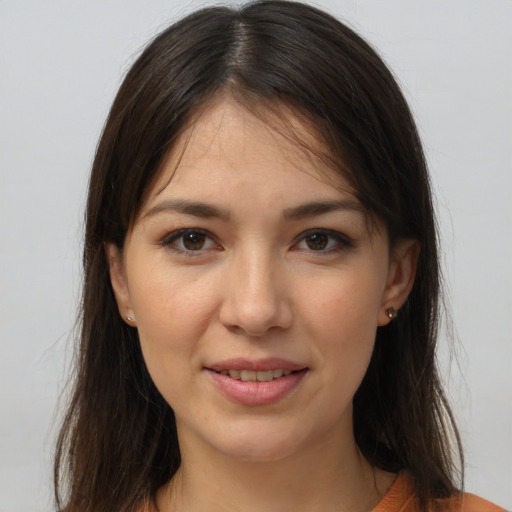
[1,1,511,510]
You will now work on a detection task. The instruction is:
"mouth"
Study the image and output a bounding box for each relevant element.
[205,358,309,405]
[213,369,297,382]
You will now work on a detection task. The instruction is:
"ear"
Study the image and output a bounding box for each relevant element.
[378,239,420,326]
[105,244,136,326]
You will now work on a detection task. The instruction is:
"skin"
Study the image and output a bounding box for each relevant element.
[108,96,419,512]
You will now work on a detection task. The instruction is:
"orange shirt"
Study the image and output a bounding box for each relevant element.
[139,472,506,511]
[374,473,507,512]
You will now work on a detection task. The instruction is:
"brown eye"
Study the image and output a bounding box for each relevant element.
[305,232,329,250]
[293,229,353,253]
[182,232,206,250]
[163,229,219,254]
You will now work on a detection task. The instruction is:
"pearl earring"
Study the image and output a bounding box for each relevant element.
[385,307,397,320]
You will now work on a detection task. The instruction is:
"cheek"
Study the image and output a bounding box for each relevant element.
[301,274,383,380]
[127,264,219,392]
[303,273,383,337]
[130,262,216,340]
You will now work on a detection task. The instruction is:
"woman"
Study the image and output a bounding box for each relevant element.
[54,1,505,511]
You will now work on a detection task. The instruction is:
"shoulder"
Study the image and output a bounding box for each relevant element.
[373,473,507,512]
[438,493,508,512]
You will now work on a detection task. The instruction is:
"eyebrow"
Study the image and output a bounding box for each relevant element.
[142,198,365,222]
[142,199,231,221]
[282,199,365,219]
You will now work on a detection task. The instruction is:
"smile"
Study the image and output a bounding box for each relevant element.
[216,369,293,381]
[207,362,309,406]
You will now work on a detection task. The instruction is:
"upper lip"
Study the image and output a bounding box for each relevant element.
[206,357,308,372]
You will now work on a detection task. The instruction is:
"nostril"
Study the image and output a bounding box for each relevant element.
[220,295,293,334]
[218,263,293,335]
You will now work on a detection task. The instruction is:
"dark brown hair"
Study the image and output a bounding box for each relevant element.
[55,1,463,510]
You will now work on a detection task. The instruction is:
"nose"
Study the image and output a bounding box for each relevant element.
[218,250,293,337]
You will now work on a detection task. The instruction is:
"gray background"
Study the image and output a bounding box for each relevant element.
[1,1,511,510]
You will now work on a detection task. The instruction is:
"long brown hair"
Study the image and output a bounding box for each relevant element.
[55,1,463,510]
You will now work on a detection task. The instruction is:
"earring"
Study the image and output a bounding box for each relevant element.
[126,316,135,323]
[385,307,397,320]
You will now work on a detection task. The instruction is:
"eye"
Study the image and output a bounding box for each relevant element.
[162,229,220,254]
[293,229,353,252]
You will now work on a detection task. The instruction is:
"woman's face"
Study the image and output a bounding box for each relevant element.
[109,97,416,462]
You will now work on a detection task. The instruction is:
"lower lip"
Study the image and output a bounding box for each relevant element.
[207,369,308,406]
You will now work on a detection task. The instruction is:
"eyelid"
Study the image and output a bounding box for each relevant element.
[159,227,353,256]
[160,228,222,254]
[291,228,354,252]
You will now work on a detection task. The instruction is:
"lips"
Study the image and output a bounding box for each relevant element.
[207,357,307,373]
[217,369,293,381]
[206,358,308,406]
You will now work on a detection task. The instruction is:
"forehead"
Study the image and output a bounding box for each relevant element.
[146,95,355,206]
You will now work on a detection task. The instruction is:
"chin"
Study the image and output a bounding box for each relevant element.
[218,439,299,463]
[201,419,313,463]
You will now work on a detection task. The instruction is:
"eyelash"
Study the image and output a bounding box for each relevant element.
[291,229,354,253]
[160,228,221,257]
[160,228,354,256]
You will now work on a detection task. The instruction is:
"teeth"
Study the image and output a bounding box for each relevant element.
[240,370,256,381]
[228,369,241,379]
[220,369,295,381]
[256,370,274,382]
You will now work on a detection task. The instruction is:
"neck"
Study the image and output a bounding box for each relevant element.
[155,430,394,512]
